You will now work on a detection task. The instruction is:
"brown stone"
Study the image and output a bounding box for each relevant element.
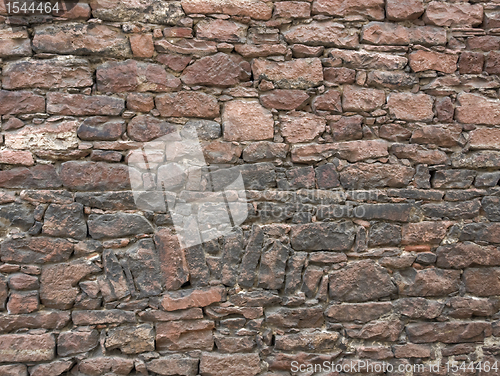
[33,23,131,57]
[394,298,443,319]
[283,21,358,48]
[423,1,483,27]
[312,90,342,112]
[394,344,432,358]
[325,302,392,323]
[161,285,225,311]
[196,19,247,43]
[406,322,491,343]
[0,27,31,57]
[395,268,460,297]
[467,36,500,52]
[388,93,434,121]
[127,93,155,112]
[3,58,92,89]
[42,203,87,240]
[437,243,500,269]
[330,48,408,70]
[338,163,413,189]
[203,141,242,164]
[181,53,251,87]
[281,111,326,143]
[260,90,309,110]
[234,43,287,58]
[0,90,45,115]
[275,331,339,351]
[330,115,363,141]
[155,38,218,56]
[324,67,356,85]
[470,128,500,150]
[386,0,424,20]
[28,360,73,376]
[72,309,135,325]
[411,123,461,148]
[40,259,100,309]
[97,60,181,93]
[485,51,500,75]
[0,151,34,166]
[459,52,484,74]
[445,297,495,319]
[312,0,385,20]
[0,364,28,376]
[0,334,55,362]
[0,311,70,333]
[78,117,125,141]
[391,144,448,165]
[361,22,410,45]
[156,320,214,351]
[2,117,24,131]
[275,1,311,18]
[8,274,39,290]
[465,268,500,296]
[292,44,324,58]
[1,237,73,264]
[127,114,175,142]
[105,324,155,354]
[156,91,219,118]
[130,33,154,58]
[409,50,458,74]
[402,221,449,245]
[200,353,260,376]
[7,291,39,314]
[147,356,199,376]
[57,330,99,356]
[61,161,130,191]
[456,93,500,125]
[342,85,385,112]
[47,92,124,116]
[329,260,396,302]
[252,58,323,89]
[337,140,389,162]
[181,0,273,20]
[154,228,189,291]
[346,320,403,342]
[242,142,287,162]
[77,357,134,376]
[222,100,274,141]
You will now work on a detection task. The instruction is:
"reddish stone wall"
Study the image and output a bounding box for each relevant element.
[0,0,500,375]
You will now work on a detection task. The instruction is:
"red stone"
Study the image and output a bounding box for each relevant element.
[312,0,385,20]
[47,92,124,116]
[409,50,458,74]
[0,334,55,362]
[130,33,154,58]
[196,19,247,43]
[281,111,326,143]
[181,0,273,20]
[252,58,323,89]
[222,100,274,141]
[423,1,483,27]
[156,91,219,118]
[0,90,45,115]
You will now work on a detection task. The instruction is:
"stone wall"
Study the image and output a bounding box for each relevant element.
[0,0,500,375]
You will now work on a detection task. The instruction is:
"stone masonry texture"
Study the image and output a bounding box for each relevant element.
[0,0,499,375]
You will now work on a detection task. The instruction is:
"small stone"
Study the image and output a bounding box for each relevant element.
[222,100,274,141]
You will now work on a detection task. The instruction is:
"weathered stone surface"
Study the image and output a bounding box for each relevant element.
[88,213,153,239]
[200,353,261,376]
[222,100,274,141]
[0,311,70,333]
[42,203,87,240]
[391,144,448,165]
[275,331,339,351]
[258,240,289,290]
[402,221,448,245]
[40,259,100,309]
[147,356,199,376]
[28,360,73,376]
[72,309,135,325]
[281,111,326,143]
[156,91,219,118]
[105,324,155,354]
[78,117,125,141]
[252,58,323,89]
[312,89,342,112]
[406,322,491,343]
[464,268,500,296]
[312,0,384,20]
[0,27,31,58]
[275,1,311,18]
[456,93,500,124]
[394,298,443,319]
[47,92,124,116]
[97,60,180,93]
[6,290,38,314]
[181,0,273,20]
[0,90,45,115]
[0,334,55,362]
[57,330,99,356]
[154,228,189,291]
[411,124,461,148]
[362,23,446,46]
[423,1,483,27]
[91,0,184,24]
[325,302,392,323]
[196,19,247,43]
[0,364,28,376]
[181,53,251,87]
[346,320,404,342]
[329,260,396,302]
[230,290,281,306]
[266,306,323,328]
[260,90,309,110]
[283,21,358,48]
[409,50,458,74]
[33,23,131,56]
[291,221,355,251]
[388,93,434,122]
[395,268,460,297]
[1,237,73,264]
[330,49,408,70]
[161,286,225,311]
[155,38,217,56]
[130,33,154,58]
[386,0,424,20]
[343,85,385,112]
[367,71,417,89]
[127,115,175,142]
[469,128,500,150]
[422,199,481,220]
[61,161,130,191]
[3,58,92,89]
[77,357,134,375]
[157,320,214,351]
[339,163,414,189]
